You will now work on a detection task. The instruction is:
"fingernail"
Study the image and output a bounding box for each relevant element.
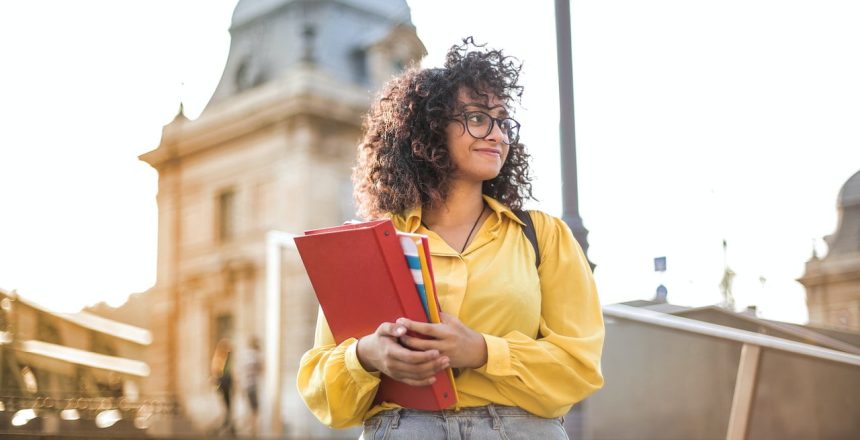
[395,326,405,335]
[396,317,407,325]
[428,377,436,384]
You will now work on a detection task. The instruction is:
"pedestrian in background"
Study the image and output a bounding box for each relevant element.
[211,338,235,436]
[243,336,263,437]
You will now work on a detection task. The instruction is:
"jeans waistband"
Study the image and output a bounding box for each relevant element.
[375,404,537,419]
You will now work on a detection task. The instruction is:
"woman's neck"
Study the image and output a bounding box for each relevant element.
[422,180,485,229]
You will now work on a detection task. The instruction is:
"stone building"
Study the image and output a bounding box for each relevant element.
[0,288,154,436]
[800,169,860,332]
[138,0,424,437]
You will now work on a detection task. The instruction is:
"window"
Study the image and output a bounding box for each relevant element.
[36,315,61,344]
[91,332,118,357]
[212,313,234,353]
[351,48,368,84]
[216,189,237,242]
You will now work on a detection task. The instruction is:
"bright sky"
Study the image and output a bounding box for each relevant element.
[1,1,858,323]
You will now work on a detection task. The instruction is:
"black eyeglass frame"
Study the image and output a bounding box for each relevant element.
[454,111,521,145]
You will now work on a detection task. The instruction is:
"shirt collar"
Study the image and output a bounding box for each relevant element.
[483,195,526,227]
[392,195,525,232]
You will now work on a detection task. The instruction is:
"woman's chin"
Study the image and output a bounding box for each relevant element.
[452,166,503,183]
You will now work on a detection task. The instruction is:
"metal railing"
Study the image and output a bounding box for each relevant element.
[602,303,860,440]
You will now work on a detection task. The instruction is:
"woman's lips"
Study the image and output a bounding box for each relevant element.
[474,148,501,157]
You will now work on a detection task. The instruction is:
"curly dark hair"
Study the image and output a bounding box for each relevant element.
[353,37,534,219]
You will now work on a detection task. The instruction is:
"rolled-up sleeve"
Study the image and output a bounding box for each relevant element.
[296,308,381,428]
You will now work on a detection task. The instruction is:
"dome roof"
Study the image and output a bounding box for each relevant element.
[825,169,860,257]
[232,0,411,28]
[204,0,419,112]
[838,169,860,207]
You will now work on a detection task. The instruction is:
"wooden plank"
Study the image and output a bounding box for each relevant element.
[726,343,762,440]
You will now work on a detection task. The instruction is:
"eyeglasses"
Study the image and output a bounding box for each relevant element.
[456,111,520,145]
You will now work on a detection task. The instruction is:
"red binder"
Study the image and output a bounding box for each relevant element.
[294,219,457,410]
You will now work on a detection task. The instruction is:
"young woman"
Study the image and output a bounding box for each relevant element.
[298,38,604,439]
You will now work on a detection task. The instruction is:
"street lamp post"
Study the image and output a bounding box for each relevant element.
[555,0,594,270]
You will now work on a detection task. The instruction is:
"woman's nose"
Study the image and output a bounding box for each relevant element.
[484,119,506,143]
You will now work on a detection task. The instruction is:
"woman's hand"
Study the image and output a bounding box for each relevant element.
[397,313,488,369]
[356,321,450,386]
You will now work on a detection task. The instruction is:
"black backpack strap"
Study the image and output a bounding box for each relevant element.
[514,209,540,269]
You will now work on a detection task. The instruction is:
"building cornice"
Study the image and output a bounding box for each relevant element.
[799,253,860,286]
[140,66,370,170]
[0,288,152,346]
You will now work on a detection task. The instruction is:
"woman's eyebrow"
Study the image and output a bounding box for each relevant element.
[463,102,509,115]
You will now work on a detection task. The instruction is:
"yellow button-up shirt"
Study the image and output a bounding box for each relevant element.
[297,196,605,428]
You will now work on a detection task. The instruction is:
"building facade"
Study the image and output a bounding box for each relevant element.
[0,288,154,436]
[138,0,425,436]
[800,169,860,332]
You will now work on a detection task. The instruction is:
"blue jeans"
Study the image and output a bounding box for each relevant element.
[360,404,569,440]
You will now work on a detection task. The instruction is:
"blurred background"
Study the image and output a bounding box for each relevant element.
[0,0,858,438]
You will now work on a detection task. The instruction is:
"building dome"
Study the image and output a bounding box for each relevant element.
[231,0,411,28]
[838,169,860,208]
[204,0,420,113]
[824,169,860,257]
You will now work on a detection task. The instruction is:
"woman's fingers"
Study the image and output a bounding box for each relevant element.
[356,323,410,373]
[384,356,449,381]
[366,319,457,382]
[376,322,407,338]
[395,318,446,338]
[387,358,446,378]
[374,336,449,380]
[381,337,447,368]
[399,334,441,352]
[395,315,487,369]
[386,343,439,364]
